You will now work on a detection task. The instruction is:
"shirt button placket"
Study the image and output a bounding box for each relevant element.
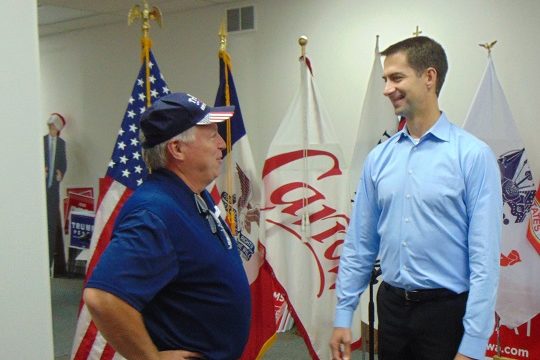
[401,144,415,274]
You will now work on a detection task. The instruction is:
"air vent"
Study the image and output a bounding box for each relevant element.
[227,5,255,32]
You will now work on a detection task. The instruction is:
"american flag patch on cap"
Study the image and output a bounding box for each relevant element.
[196,107,235,124]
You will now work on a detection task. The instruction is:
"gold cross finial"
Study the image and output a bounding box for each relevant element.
[479,40,497,55]
[413,26,422,37]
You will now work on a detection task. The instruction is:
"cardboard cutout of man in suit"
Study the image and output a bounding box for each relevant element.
[44,113,67,276]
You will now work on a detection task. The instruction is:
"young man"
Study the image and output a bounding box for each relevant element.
[330,37,502,360]
[84,92,251,360]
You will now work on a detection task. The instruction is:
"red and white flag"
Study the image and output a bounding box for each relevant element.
[350,37,400,330]
[70,51,169,360]
[527,184,540,254]
[463,56,540,358]
[261,55,361,359]
[210,49,276,359]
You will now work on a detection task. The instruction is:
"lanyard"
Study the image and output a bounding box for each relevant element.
[194,193,233,250]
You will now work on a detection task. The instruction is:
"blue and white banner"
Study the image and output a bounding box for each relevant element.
[70,210,95,249]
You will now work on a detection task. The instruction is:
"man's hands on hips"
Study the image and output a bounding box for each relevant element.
[330,327,352,360]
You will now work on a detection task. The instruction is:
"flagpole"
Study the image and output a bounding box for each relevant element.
[217,21,237,235]
[128,0,163,108]
[299,35,310,242]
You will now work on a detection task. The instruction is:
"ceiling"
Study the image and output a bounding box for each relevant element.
[38,0,239,36]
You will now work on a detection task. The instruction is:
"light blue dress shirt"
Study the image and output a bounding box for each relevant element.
[335,113,502,359]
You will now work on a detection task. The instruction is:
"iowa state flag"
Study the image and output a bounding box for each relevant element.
[211,49,276,359]
[463,56,540,358]
[261,55,361,360]
[70,51,169,360]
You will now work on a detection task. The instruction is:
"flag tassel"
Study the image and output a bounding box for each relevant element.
[301,211,311,243]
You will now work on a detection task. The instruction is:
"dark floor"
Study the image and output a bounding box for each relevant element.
[51,277,370,359]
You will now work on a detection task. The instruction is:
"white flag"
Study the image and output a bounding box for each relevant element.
[350,38,399,329]
[261,56,361,359]
[349,37,398,197]
[463,57,540,328]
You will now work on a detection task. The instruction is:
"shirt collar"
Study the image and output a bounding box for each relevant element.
[397,112,451,143]
[152,168,212,201]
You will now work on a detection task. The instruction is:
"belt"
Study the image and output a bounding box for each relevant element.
[383,282,463,302]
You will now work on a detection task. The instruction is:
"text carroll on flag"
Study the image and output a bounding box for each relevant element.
[210,48,277,360]
[70,50,170,360]
[261,55,361,360]
[463,56,540,359]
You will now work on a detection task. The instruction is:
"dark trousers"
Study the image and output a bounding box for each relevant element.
[377,282,468,360]
[46,185,66,276]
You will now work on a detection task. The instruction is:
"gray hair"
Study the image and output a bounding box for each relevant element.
[140,126,197,171]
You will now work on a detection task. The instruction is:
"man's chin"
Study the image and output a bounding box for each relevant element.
[393,106,407,117]
[392,107,403,116]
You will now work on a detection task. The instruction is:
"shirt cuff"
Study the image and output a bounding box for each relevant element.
[334,308,354,328]
[458,332,489,360]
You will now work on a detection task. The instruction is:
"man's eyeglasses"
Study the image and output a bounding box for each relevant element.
[194,193,233,250]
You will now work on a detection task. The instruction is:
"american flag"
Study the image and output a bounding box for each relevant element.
[70,50,169,360]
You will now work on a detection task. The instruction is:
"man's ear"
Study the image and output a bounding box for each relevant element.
[167,140,184,161]
[425,67,438,92]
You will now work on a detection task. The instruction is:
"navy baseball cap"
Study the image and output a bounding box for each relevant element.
[140,92,235,148]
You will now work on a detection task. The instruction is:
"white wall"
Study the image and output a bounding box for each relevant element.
[1,1,54,358]
[39,0,540,194]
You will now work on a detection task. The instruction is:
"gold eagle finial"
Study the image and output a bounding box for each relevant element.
[128,1,162,28]
[479,40,497,55]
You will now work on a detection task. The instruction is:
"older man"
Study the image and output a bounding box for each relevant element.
[84,92,251,360]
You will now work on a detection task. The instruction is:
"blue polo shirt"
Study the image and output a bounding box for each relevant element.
[87,169,251,360]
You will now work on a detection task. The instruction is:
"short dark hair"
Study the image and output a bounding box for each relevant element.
[380,36,448,96]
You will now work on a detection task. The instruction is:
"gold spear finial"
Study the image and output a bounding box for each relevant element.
[479,40,497,56]
[413,25,422,37]
[128,0,163,36]
[299,35,308,58]
[219,18,228,52]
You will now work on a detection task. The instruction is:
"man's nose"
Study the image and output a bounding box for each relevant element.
[383,81,394,97]
[217,134,226,149]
